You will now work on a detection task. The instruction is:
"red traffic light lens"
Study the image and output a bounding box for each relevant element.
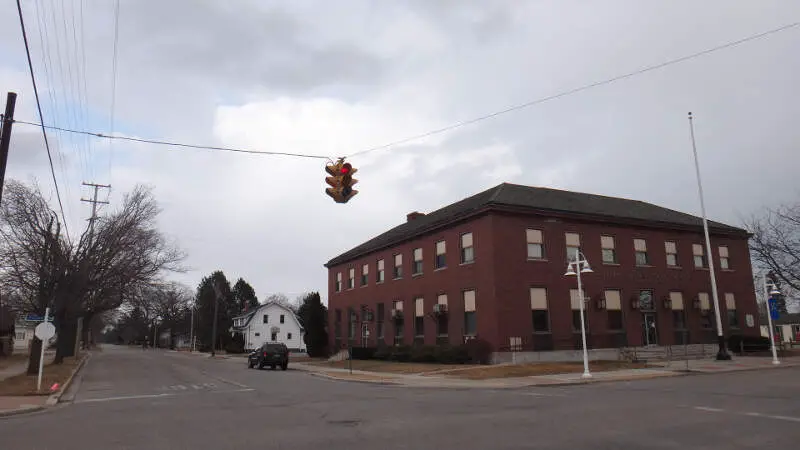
[341,163,352,174]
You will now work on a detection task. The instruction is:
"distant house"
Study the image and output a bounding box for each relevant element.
[232,301,305,352]
[761,313,800,344]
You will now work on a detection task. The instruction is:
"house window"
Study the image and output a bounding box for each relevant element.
[719,246,730,270]
[271,332,277,341]
[347,308,356,339]
[335,272,342,292]
[673,311,686,330]
[393,254,403,279]
[348,268,355,289]
[570,289,587,332]
[565,232,580,262]
[15,331,25,340]
[526,229,544,259]
[413,248,423,275]
[665,241,678,267]
[280,315,285,324]
[634,239,649,266]
[698,292,712,328]
[361,264,369,286]
[254,332,260,337]
[263,315,269,324]
[435,240,446,269]
[376,303,385,339]
[377,259,385,283]
[605,290,623,330]
[414,297,425,340]
[460,233,474,264]
[530,287,549,332]
[436,294,448,337]
[693,244,706,268]
[726,293,738,328]
[463,290,477,336]
[287,333,292,340]
[638,290,654,310]
[601,235,616,264]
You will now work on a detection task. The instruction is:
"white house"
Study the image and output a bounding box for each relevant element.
[232,301,305,352]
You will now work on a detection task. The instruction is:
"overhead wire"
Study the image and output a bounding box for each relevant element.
[15,0,71,238]
[345,21,800,158]
[11,120,332,160]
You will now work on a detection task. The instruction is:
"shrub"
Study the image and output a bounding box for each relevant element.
[350,347,377,360]
[461,338,493,365]
[728,335,771,353]
[410,345,438,363]
[390,345,413,362]
[373,346,391,360]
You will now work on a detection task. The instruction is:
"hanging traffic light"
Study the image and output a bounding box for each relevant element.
[325,158,359,203]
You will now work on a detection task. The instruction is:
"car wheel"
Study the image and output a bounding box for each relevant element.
[281,363,288,371]
[258,362,265,370]
[247,362,253,369]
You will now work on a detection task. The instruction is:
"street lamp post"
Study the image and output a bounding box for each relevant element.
[762,274,782,365]
[565,251,593,379]
[688,112,730,361]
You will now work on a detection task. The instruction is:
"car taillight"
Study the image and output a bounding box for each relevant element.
[263,352,268,357]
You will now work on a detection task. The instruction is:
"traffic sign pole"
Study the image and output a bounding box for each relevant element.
[36,308,50,391]
[763,276,780,366]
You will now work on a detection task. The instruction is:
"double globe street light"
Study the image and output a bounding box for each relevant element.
[565,251,593,379]
[762,274,782,365]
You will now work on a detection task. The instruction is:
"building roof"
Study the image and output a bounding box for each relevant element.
[325,182,747,267]
[232,301,303,331]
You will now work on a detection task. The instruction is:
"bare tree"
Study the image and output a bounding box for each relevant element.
[746,202,800,310]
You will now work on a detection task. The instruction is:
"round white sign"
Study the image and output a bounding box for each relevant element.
[35,322,56,340]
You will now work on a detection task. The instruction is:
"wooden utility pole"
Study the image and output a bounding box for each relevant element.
[0,92,18,206]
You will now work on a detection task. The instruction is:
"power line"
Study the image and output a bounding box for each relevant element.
[346,21,800,158]
[15,0,70,238]
[108,0,121,181]
[11,119,331,160]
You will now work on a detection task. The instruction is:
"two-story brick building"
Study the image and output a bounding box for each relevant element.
[324,183,759,353]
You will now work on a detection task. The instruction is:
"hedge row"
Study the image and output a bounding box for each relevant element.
[349,339,493,365]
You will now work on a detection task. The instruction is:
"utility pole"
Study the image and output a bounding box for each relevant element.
[0,92,18,206]
[211,281,222,357]
[81,182,111,242]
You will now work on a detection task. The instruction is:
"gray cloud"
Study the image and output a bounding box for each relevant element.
[2,0,799,302]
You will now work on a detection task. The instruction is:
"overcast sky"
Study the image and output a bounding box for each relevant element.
[1,0,798,304]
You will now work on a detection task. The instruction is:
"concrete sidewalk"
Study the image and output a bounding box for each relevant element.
[292,356,800,389]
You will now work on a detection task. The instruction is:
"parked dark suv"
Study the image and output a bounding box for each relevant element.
[247,343,289,370]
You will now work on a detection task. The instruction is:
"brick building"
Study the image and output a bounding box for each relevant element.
[324,183,759,353]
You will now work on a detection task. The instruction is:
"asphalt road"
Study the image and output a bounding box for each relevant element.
[1,345,799,449]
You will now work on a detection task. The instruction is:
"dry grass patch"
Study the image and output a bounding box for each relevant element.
[310,359,477,374]
[0,353,30,371]
[0,356,82,396]
[438,360,647,380]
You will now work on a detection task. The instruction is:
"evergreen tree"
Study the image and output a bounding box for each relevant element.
[297,292,328,357]
[232,278,259,313]
[195,271,235,351]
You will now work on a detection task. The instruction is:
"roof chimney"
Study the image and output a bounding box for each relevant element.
[406,211,425,222]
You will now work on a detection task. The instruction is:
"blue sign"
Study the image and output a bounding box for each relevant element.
[768,298,780,321]
[24,314,54,322]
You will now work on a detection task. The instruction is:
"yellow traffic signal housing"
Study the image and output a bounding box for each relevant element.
[325,159,359,204]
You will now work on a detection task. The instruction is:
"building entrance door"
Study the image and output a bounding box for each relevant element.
[643,313,658,346]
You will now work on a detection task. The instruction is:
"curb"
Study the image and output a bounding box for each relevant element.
[46,352,91,406]
[306,372,401,386]
[0,405,46,418]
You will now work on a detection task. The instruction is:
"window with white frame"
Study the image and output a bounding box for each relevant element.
[634,239,649,266]
[605,290,623,330]
[526,229,544,259]
[435,240,446,269]
[725,293,738,328]
[719,246,730,270]
[460,233,474,264]
[601,235,616,264]
[565,232,580,262]
[361,264,369,286]
[348,267,355,289]
[376,259,385,283]
[530,287,549,332]
[693,244,706,268]
[335,272,342,292]
[393,254,403,279]
[665,241,678,267]
[463,290,477,336]
[413,248,423,275]
[414,298,424,338]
